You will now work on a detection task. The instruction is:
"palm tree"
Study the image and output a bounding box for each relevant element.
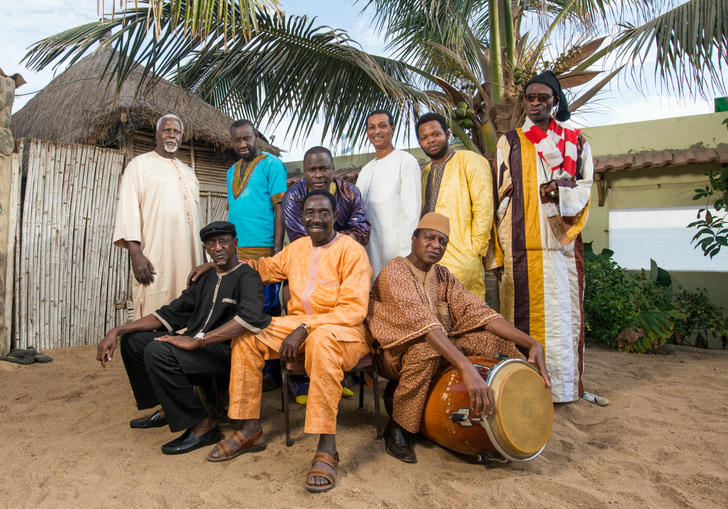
[23,0,728,155]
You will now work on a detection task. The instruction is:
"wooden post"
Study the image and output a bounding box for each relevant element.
[0,71,22,357]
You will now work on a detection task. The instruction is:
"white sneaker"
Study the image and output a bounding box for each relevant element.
[582,391,609,406]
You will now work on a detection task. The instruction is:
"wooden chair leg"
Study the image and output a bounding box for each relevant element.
[281,366,293,447]
[371,368,383,439]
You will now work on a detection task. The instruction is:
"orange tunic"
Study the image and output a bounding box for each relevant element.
[227,233,373,434]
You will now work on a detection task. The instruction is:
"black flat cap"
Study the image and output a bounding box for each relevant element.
[200,221,237,242]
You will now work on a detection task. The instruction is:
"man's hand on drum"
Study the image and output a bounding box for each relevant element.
[528,342,551,390]
[461,364,494,419]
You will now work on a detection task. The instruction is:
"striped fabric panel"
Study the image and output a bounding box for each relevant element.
[516,130,546,345]
[505,130,532,336]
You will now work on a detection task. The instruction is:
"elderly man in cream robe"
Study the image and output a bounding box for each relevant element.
[113,114,203,319]
[356,110,421,278]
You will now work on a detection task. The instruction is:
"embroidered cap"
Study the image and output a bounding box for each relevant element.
[200,221,237,242]
[417,212,450,237]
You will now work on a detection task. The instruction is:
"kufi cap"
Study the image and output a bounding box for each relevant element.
[200,221,237,242]
[417,212,450,237]
[524,70,570,122]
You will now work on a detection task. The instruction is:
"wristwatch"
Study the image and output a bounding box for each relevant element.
[299,323,309,334]
[194,331,207,348]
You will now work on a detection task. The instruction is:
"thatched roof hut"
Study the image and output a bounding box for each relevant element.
[12,48,279,194]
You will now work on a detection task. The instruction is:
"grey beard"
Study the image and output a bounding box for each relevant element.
[164,141,179,153]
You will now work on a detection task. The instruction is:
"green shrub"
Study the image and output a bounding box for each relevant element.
[583,243,726,352]
[583,243,677,353]
[672,288,727,349]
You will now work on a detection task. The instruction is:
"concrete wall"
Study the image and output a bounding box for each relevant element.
[0,73,18,357]
[581,113,728,317]
[583,112,728,156]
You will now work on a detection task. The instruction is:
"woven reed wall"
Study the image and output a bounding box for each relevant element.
[13,139,129,350]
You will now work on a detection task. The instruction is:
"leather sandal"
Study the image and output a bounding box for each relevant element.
[305,451,339,493]
[206,429,266,463]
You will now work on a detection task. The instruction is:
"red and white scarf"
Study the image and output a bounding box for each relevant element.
[522,117,580,178]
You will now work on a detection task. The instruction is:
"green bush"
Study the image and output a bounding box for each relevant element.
[583,243,726,352]
[672,288,727,349]
[583,243,678,353]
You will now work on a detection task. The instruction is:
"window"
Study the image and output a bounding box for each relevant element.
[608,207,728,272]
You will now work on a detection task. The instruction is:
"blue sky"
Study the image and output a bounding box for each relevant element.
[1,0,722,161]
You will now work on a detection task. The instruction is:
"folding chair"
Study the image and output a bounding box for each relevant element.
[280,353,383,446]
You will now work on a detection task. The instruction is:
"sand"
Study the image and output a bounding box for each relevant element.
[1,344,726,508]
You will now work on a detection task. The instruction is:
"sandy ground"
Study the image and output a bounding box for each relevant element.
[1,344,727,508]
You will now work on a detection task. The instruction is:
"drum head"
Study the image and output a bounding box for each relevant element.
[483,359,553,461]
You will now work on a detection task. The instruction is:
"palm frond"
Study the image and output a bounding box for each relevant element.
[613,0,728,96]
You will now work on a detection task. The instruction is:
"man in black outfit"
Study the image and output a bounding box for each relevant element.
[97,221,271,455]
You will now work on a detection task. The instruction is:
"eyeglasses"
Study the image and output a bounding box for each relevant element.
[204,237,234,249]
[524,94,554,103]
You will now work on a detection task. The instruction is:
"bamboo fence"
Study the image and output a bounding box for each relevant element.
[14,139,128,350]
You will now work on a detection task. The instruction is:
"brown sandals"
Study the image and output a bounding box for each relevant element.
[206,429,266,462]
[306,451,339,493]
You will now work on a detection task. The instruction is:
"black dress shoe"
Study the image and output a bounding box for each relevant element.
[385,425,417,463]
[130,410,168,429]
[161,426,223,455]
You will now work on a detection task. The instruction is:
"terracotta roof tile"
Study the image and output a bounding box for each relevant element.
[595,144,728,174]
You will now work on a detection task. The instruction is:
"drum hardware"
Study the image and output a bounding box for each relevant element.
[495,353,510,361]
[449,408,484,427]
[476,450,509,466]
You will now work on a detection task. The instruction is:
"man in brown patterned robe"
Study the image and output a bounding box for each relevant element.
[367,213,550,463]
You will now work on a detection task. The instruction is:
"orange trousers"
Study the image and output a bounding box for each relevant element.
[228,316,371,435]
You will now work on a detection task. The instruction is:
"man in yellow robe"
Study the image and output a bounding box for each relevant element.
[494,71,601,404]
[113,114,203,319]
[418,112,494,299]
[205,190,373,493]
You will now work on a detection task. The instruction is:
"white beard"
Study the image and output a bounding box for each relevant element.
[164,141,179,153]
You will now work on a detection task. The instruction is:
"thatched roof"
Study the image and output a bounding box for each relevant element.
[12,48,279,155]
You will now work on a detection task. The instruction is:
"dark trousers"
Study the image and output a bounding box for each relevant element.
[119,331,231,432]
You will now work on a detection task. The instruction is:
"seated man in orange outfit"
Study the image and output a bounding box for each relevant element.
[207,189,373,493]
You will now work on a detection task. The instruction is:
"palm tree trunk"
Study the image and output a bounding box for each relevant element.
[502,0,515,70]
[489,0,504,104]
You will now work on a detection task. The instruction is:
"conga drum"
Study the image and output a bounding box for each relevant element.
[420,356,553,462]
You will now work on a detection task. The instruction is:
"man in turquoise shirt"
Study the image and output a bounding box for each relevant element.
[227,119,287,259]
[227,120,287,389]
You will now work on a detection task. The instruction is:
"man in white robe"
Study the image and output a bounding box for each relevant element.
[113,114,203,319]
[356,110,421,278]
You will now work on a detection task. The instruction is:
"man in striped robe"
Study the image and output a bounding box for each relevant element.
[494,71,605,404]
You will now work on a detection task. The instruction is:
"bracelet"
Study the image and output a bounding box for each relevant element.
[194,331,207,348]
[299,323,308,334]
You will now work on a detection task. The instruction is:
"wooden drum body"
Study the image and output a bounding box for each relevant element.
[420,357,554,462]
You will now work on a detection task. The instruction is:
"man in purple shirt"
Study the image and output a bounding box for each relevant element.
[282,146,370,246]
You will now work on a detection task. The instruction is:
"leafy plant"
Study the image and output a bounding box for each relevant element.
[21,1,728,153]
[689,164,728,258]
[672,288,727,349]
[583,243,676,353]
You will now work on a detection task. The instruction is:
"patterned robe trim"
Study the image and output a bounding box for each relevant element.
[422,151,456,214]
[237,246,273,259]
[232,153,267,199]
[270,191,285,205]
[367,257,502,351]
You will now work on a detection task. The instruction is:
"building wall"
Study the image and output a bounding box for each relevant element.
[581,113,728,318]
